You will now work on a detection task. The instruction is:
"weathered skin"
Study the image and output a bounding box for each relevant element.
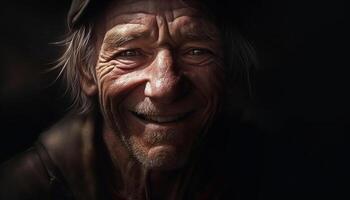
[81,0,224,198]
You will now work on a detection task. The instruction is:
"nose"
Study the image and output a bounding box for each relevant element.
[144,49,189,104]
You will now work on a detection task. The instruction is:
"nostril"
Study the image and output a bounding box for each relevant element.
[144,81,152,97]
[144,74,190,103]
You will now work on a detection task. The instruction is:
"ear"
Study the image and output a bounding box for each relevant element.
[80,67,97,96]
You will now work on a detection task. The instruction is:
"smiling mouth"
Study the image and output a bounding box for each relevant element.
[130,111,192,124]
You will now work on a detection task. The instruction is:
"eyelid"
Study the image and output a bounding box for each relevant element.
[115,48,143,58]
[183,47,214,57]
[111,48,150,70]
[188,48,212,55]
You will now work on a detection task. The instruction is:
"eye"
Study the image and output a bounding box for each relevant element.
[181,47,216,65]
[116,49,143,58]
[112,48,147,70]
[186,48,212,56]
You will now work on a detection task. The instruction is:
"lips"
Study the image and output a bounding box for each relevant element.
[130,110,192,123]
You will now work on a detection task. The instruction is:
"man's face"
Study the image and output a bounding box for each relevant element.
[94,0,224,170]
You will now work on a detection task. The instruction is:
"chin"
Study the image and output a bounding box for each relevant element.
[133,144,189,171]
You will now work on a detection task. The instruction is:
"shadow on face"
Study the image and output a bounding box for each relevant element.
[91,0,224,170]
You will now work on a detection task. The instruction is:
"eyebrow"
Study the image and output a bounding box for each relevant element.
[182,31,217,43]
[103,29,151,49]
[180,25,219,43]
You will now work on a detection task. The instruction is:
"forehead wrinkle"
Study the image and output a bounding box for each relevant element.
[167,7,200,22]
[106,13,153,28]
[106,9,197,25]
[105,0,199,24]
[111,0,192,14]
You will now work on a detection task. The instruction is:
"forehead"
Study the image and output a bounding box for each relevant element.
[96,0,215,35]
[106,0,199,15]
[93,0,219,44]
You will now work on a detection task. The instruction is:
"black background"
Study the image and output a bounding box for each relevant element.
[0,0,349,199]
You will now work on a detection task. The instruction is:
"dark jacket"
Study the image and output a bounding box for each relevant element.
[0,114,261,200]
[0,115,100,200]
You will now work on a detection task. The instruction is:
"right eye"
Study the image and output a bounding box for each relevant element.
[116,49,143,58]
[117,49,142,57]
[112,48,148,70]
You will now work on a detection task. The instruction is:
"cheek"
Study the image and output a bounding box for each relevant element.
[96,63,146,126]
[188,64,224,103]
[186,64,224,124]
[97,63,141,102]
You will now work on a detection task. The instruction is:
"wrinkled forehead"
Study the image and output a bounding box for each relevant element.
[108,0,199,14]
[97,0,210,29]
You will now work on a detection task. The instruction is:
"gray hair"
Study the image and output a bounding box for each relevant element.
[55,24,96,114]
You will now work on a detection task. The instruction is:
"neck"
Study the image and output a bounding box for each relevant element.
[148,169,182,200]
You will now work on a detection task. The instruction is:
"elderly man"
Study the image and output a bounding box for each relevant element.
[0,0,257,199]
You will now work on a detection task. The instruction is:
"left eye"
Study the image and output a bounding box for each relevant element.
[187,48,211,56]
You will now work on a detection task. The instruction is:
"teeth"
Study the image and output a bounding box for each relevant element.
[144,114,185,123]
[135,112,188,123]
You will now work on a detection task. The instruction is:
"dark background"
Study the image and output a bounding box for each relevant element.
[0,0,349,199]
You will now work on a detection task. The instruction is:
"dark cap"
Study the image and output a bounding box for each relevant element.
[67,0,91,30]
[68,0,110,30]
[67,0,259,31]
